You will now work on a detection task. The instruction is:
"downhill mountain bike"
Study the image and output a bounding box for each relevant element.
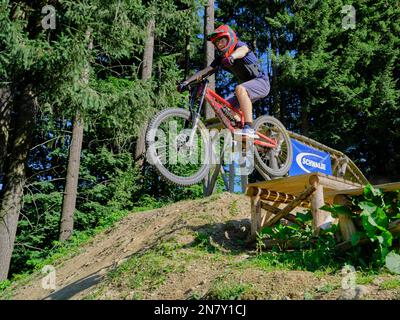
[146,76,293,186]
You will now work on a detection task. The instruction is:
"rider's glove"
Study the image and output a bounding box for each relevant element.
[177,81,189,93]
[221,56,235,67]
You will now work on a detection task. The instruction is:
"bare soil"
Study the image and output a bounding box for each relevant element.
[4,193,400,300]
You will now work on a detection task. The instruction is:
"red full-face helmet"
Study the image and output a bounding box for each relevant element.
[207,25,238,58]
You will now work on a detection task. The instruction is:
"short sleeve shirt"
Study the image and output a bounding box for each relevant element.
[210,40,268,82]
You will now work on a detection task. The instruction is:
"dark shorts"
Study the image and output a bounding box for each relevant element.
[226,77,270,109]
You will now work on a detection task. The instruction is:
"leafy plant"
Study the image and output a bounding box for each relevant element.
[323,184,400,266]
[254,209,338,268]
[193,231,217,253]
[0,280,11,291]
[258,210,314,244]
[255,231,266,254]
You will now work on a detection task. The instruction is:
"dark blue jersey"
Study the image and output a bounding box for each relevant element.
[210,40,268,82]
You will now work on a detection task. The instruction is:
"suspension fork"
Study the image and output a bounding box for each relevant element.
[187,81,208,147]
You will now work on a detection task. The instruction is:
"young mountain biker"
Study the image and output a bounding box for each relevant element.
[177,25,270,138]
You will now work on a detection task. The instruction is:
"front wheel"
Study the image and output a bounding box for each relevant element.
[253,116,293,177]
[146,108,210,186]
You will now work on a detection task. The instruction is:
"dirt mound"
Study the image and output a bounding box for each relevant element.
[4,192,400,300]
[7,193,250,300]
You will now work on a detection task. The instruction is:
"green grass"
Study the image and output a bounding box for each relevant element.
[85,232,236,300]
[86,240,194,299]
[356,274,377,285]
[380,278,400,290]
[316,283,339,293]
[228,200,240,216]
[109,252,174,289]
[192,231,219,253]
[204,277,254,300]
[201,192,224,204]
[303,291,315,300]
[96,252,177,299]
[237,249,341,273]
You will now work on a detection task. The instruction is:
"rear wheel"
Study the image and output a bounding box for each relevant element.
[146,108,210,186]
[253,116,293,177]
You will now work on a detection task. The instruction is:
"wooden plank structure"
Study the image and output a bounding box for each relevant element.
[246,173,400,250]
[245,172,365,240]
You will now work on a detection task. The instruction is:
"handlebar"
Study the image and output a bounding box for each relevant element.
[182,66,219,89]
[187,76,210,88]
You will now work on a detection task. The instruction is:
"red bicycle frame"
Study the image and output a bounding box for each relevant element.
[203,86,277,148]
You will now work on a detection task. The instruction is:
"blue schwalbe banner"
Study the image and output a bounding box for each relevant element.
[289,139,332,176]
[223,152,244,193]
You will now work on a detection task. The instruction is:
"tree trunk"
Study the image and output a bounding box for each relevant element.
[184,34,191,79]
[59,111,84,241]
[135,17,155,175]
[0,86,12,175]
[0,85,37,280]
[141,17,155,81]
[202,0,216,196]
[204,0,215,119]
[59,30,92,242]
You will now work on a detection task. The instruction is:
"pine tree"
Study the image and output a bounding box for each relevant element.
[216,0,400,181]
[0,0,202,279]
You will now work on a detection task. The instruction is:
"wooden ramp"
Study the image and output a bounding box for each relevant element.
[245,172,364,239]
[245,173,400,252]
[325,181,400,199]
[247,172,363,201]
